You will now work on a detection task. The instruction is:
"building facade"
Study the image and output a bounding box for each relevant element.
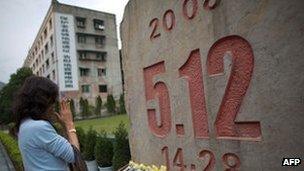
[23,0,123,112]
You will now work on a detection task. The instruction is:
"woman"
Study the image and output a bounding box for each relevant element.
[13,76,80,171]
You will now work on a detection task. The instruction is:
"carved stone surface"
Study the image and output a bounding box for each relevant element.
[120,0,304,170]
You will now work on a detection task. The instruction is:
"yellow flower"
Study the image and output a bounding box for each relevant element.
[127,161,167,171]
[160,165,167,171]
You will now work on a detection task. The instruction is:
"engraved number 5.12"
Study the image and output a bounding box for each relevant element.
[143,35,262,140]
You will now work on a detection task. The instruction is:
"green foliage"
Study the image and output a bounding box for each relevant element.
[83,127,97,161]
[84,99,91,117]
[95,130,113,167]
[95,96,102,116]
[7,122,16,137]
[88,104,95,116]
[112,122,131,170]
[79,97,84,117]
[106,94,116,113]
[0,82,5,91]
[52,122,65,136]
[79,97,90,118]
[0,67,33,124]
[0,131,23,171]
[69,99,76,119]
[75,126,86,153]
[119,94,126,114]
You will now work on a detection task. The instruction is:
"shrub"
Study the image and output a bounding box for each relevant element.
[112,122,131,170]
[83,127,97,161]
[79,97,84,117]
[84,99,91,117]
[0,131,23,171]
[53,122,65,137]
[75,126,86,153]
[79,98,90,118]
[95,96,102,116]
[106,94,116,113]
[119,94,126,114]
[95,130,113,167]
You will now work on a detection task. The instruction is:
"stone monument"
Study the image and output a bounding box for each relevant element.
[120,0,304,170]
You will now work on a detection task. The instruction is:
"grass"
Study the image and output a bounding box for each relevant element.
[75,114,130,134]
[0,131,23,171]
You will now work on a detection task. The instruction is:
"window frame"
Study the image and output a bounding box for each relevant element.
[79,67,90,77]
[79,52,87,60]
[99,85,107,93]
[76,17,86,28]
[78,35,86,43]
[93,19,105,30]
[82,85,91,93]
[97,68,106,76]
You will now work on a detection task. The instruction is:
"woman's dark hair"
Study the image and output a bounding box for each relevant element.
[13,76,59,132]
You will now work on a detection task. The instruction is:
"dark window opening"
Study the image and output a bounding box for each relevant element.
[44,29,48,39]
[41,50,44,59]
[82,85,91,93]
[79,52,87,60]
[99,85,107,93]
[45,43,49,54]
[52,70,56,80]
[95,36,105,46]
[78,35,86,43]
[94,19,105,30]
[46,59,50,69]
[51,52,55,63]
[76,17,86,28]
[96,53,106,62]
[49,19,52,29]
[50,35,53,47]
[79,68,90,76]
[97,68,106,76]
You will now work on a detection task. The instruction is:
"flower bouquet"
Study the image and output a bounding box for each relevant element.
[122,161,167,171]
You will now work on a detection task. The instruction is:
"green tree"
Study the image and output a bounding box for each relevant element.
[112,122,131,170]
[79,97,90,118]
[84,99,91,118]
[75,126,86,153]
[95,96,102,116]
[79,97,85,118]
[0,67,33,124]
[106,94,116,114]
[119,94,126,114]
[83,127,97,161]
[95,130,113,167]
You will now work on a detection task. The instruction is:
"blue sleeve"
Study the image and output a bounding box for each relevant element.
[33,121,75,163]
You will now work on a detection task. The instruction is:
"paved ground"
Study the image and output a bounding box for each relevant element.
[0,142,15,171]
